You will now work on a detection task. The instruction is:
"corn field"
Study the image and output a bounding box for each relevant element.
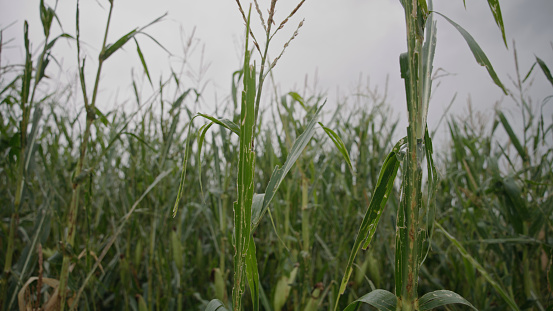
[1,1,552,310]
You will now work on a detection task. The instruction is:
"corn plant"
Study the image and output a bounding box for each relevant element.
[173,1,315,310]
[334,1,511,310]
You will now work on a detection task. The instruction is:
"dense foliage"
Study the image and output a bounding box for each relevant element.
[1,1,552,310]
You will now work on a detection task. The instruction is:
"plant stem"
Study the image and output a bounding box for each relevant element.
[396,0,425,308]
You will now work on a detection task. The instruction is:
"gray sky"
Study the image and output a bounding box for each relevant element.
[1,0,552,144]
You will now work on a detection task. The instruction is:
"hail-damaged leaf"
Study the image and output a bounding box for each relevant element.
[419,290,478,311]
[435,12,508,95]
[486,0,507,47]
[198,113,240,136]
[205,299,230,311]
[343,289,397,311]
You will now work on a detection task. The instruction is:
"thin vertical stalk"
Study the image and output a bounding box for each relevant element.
[58,2,114,310]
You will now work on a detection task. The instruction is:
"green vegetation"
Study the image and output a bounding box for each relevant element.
[1,1,552,310]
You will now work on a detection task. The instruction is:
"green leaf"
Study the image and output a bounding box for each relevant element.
[536,56,553,88]
[197,122,214,198]
[40,0,55,38]
[318,122,354,173]
[245,237,260,311]
[7,205,51,310]
[288,91,307,110]
[173,119,195,217]
[250,103,325,231]
[135,38,153,86]
[435,222,521,311]
[94,107,109,126]
[233,9,257,309]
[497,111,528,162]
[198,113,240,136]
[419,15,437,139]
[419,290,477,310]
[21,21,32,106]
[343,289,397,311]
[100,28,139,61]
[418,128,439,267]
[418,0,429,15]
[435,12,508,95]
[334,137,406,309]
[46,33,74,51]
[486,0,507,47]
[99,13,167,61]
[205,299,229,311]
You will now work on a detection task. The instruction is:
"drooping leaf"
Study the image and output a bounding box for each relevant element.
[343,289,397,311]
[288,91,307,110]
[419,290,477,311]
[99,13,167,61]
[197,122,214,198]
[536,56,553,88]
[100,28,139,61]
[198,113,240,136]
[319,122,354,173]
[134,38,153,86]
[173,119,195,217]
[435,12,508,94]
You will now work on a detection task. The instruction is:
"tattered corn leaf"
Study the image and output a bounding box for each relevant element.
[198,113,240,136]
[343,289,397,311]
[486,0,507,47]
[205,299,229,311]
[419,15,437,140]
[435,12,508,95]
[419,290,477,311]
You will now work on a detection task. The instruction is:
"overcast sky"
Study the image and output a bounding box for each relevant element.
[1,0,552,143]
